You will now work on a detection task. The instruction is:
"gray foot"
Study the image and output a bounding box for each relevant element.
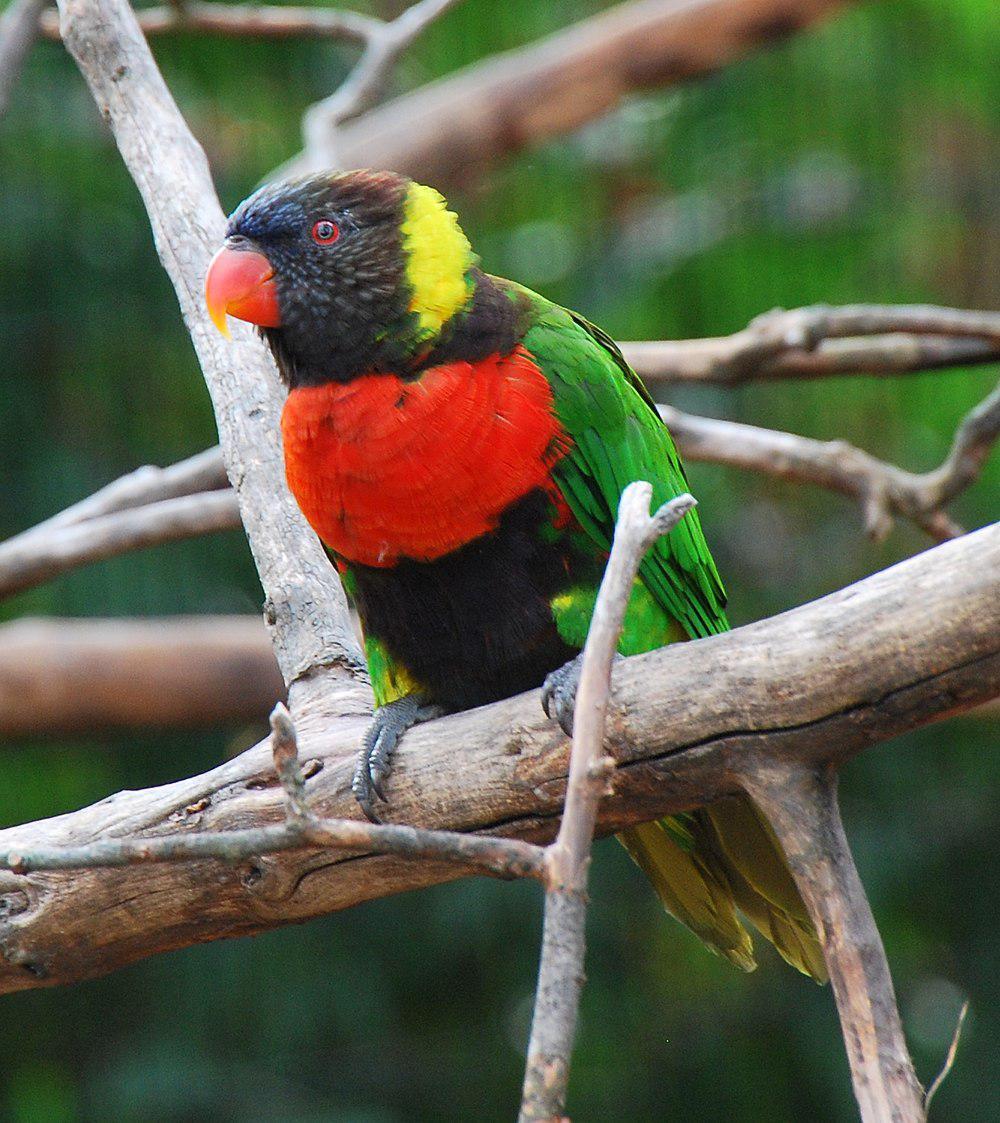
[541,653,625,737]
[540,654,584,737]
[352,695,443,822]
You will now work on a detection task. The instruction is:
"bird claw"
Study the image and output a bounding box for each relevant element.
[352,695,443,822]
[541,653,584,738]
[541,653,624,738]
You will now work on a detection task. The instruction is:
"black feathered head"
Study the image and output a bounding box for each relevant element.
[206,170,476,385]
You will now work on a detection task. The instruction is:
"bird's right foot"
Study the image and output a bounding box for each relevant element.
[352,695,443,822]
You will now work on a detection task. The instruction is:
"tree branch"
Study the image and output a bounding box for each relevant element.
[303,0,464,134]
[40,3,381,42]
[19,446,227,536]
[279,0,852,181]
[0,616,283,735]
[621,303,1000,386]
[1,521,995,994]
[57,0,366,699]
[0,490,240,599]
[658,381,999,541]
[520,487,695,1122]
[0,0,46,117]
[741,760,925,1121]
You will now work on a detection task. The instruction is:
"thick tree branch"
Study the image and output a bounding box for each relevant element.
[0,617,283,735]
[56,0,366,700]
[1,522,996,995]
[279,0,851,181]
[520,487,696,1122]
[0,0,46,117]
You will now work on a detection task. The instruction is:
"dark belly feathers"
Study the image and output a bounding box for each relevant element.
[348,489,578,710]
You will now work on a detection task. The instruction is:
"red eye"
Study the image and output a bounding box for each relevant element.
[312,219,340,245]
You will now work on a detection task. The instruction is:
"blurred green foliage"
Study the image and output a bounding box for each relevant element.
[0,0,997,1119]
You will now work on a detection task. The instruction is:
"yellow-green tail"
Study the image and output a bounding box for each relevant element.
[618,796,827,983]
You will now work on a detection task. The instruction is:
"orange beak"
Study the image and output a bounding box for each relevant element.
[205,243,281,337]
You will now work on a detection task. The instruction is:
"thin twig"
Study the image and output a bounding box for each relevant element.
[40,3,381,42]
[519,485,696,1123]
[623,303,1000,386]
[302,0,464,139]
[924,1000,970,1113]
[0,489,241,599]
[0,0,46,117]
[0,813,545,881]
[0,702,545,882]
[659,380,1000,540]
[740,760,925,1123]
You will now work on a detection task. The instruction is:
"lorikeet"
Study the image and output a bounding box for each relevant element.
[205,170,825,981]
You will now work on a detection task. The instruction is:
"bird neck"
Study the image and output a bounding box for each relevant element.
[267,269,524,388]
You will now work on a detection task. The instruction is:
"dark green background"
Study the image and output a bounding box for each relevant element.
[1,0,997,1119]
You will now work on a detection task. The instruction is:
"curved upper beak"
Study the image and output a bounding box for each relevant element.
[205,242,281,337]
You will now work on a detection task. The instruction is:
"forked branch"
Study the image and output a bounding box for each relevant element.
[622,303,1000,385]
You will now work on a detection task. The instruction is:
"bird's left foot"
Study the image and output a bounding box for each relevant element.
[541,652,624,737]
[541,654,585,737]
[353,695,444,823]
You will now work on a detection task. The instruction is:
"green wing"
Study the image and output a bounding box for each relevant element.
[515,288,728,641]
[505,281,824,982]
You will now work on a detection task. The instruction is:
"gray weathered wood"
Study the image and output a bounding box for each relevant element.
[57,0,364,692]
[743,761,926,1122]
[281,0,852,181]
[1,521,996,995]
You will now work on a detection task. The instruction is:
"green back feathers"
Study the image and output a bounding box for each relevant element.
[500,278,824,982]
[504,282,728,641]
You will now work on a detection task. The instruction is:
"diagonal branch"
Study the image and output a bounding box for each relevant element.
[0,490,240,599]
[741,760,924,1121]
[279,0,852,181]
[658,385,999,541]
[1,521,996,995]
[17,446,227,537]
[302,0,465,135]
[56,0,366,696]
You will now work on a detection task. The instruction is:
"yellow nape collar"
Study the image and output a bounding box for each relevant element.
[400,182,474,340]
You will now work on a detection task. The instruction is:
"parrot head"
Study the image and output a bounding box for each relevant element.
[205,169,476,385]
